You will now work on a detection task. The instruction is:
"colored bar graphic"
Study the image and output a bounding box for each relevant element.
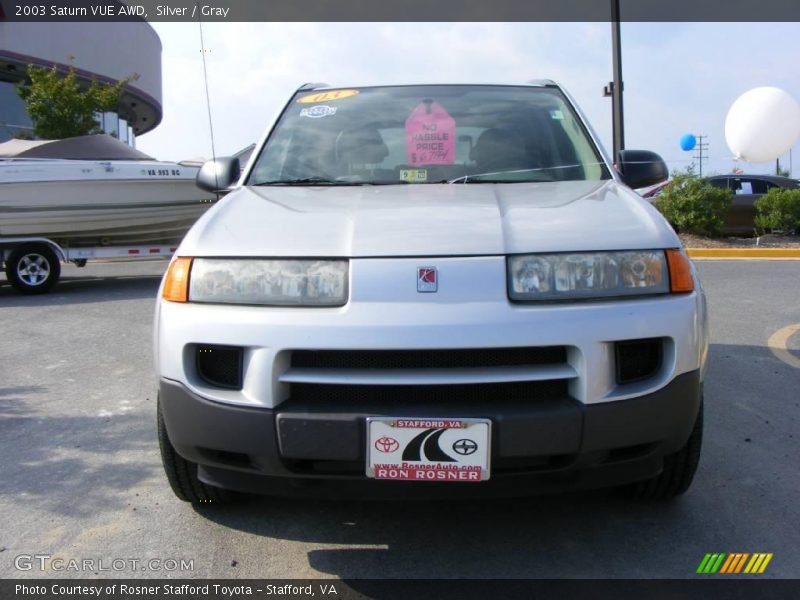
[710,554,726,573]
[699,552,772,575]
[744,554,758,573]
[734,553,750,573]
[751,554,767,574]
[719,554,736,574]
[758,554,773,573]
[698,553,727,574]
[697,554,713,574]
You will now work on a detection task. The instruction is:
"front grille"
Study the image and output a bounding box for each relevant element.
[615,338,663,384]
[290,380,568,405]
[290,347,567,370]
[195,344,243,390]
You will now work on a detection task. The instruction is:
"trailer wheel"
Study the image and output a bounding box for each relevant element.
[5,245,61,294]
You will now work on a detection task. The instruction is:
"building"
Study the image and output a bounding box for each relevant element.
[0,21,162,145]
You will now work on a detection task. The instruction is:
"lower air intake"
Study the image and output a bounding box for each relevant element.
[195,344,243,390]
[615,338,663,384]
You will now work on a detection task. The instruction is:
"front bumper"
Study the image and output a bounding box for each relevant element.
[155,257,708,408]
[159,369,702,498]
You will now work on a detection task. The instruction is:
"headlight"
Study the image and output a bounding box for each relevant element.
[188,259,348,306]
[508,251,669,301]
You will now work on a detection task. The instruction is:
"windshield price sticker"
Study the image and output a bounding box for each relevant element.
[405,100,456,166]
[298,89,360,104]
[367,417,491,482]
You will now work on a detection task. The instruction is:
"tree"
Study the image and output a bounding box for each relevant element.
[653,168,733,237]
[754,188,800,235]
[16,59,137,139]
[12,130,35,140]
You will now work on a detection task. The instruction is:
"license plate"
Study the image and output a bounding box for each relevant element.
[366,417,491,482]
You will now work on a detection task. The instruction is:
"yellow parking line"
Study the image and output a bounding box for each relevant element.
[690,256,800,261]
[687,248,800,259]
[767,323,800,370]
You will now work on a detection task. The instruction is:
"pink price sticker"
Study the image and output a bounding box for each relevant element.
[405,101,456,166]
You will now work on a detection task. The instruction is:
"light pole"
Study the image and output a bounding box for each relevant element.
[603,0,625,163]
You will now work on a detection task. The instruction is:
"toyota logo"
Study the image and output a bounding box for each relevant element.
[452,439,478,456]
[374,436,400,453]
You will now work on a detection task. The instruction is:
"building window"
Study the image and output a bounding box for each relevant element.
[91,110,135,146]
[0,80,34,142]
[102,111,119,138]
[118,118,129,143]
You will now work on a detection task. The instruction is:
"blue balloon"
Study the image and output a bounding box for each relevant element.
[680,133,697,151]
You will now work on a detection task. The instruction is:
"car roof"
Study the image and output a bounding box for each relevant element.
[708,174,798,185]
[296,81,561,92]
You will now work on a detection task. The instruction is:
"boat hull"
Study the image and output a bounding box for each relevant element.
[0,161,217,246]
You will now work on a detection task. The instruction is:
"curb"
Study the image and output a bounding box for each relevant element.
[686,248,800,260]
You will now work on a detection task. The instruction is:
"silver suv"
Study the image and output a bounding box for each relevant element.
[155,82,707,503]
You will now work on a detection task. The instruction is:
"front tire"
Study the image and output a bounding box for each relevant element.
[5,244,61,294]
[157,397,230,504]
[624,401,703,501]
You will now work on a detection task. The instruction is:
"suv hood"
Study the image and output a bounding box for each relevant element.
[180,180,680,257]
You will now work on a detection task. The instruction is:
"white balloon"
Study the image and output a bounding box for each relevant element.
[724,87,800,163]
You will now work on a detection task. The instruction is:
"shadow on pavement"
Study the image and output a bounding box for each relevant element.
[0,392,158,518]
[0,386,47,415]
[0,274,162,307]
[187,341,800,578]
[193,490,702,578]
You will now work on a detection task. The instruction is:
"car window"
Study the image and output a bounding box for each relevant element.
[749,179,771,194]
[248,85,611,185]
[708,178,729,190]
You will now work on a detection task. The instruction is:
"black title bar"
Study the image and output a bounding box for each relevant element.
[2,0,800,22]
[5,579,800,600]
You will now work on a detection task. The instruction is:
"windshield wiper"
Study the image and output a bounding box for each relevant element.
[449,169,554,184]
[253,177,372,186]
[448,178,547,184]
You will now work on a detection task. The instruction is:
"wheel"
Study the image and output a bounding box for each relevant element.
[5,244,61,294]
[157,396,230,504]
[623,401,703,501]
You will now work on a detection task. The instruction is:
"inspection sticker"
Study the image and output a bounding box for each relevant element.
[400,169,428,183]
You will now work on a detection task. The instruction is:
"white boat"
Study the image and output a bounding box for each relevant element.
[0,135,216,246]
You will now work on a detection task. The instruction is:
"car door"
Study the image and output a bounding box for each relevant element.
[726,177,772,235]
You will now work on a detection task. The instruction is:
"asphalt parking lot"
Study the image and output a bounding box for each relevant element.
[1,259,798,579]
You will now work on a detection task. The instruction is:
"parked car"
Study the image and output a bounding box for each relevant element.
[154,82,707,504]
[707,174,799,235]
[638,180,671,199]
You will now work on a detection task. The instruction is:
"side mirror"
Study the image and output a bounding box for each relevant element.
[617,150,668,189]
[196,157,241,193]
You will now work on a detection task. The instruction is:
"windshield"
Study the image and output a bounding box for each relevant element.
[248,85,611,186]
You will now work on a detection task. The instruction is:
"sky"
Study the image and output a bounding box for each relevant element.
[137,22,800,177]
